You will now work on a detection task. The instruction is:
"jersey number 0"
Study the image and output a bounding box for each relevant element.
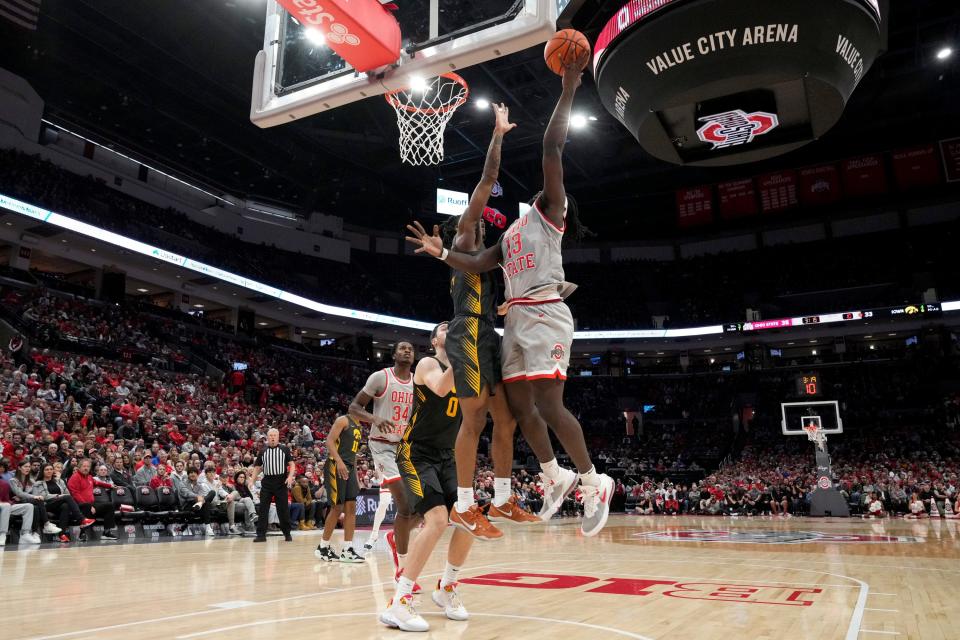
[445,397,459,417]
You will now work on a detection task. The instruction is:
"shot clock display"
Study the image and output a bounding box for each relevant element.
[796,372,822,397]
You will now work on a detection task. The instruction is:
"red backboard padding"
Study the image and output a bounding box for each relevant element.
[277,0,401,73]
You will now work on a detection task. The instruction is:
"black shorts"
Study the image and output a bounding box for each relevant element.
[446,315,501,398]
[397,441,457,516]
[325,458,359,506]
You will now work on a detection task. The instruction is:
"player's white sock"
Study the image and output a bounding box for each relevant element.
[493,477,512,507]
[395,576,415,600]
[456,487,475,513]
[541,458,562,481]
[372,491,392,536]
[320,539,330,548]
[343,539,353,550]
[440,562,462,588]
[398,553,407,568]
[579,466,600,487]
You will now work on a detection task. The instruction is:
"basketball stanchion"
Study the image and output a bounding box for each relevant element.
[384,73,469,166]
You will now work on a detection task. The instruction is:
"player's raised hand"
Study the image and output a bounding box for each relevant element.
[561,64,582,91]
[405,221,444,258]
[493,103,517,135]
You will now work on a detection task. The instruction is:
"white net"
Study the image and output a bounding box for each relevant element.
[803,425,827,451]
[385,73,469,166]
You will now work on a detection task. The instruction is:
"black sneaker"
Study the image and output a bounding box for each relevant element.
[339,547,365,563]
[252,537,267,543]
[101,530,118,540]
[314,545,338,562]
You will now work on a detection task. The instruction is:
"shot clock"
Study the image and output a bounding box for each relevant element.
[796,372,821,397]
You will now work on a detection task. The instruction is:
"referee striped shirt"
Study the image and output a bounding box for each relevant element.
[256,445,291,477]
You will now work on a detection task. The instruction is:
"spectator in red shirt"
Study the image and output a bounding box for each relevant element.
[149,464,173,489]
[67,459,118,539]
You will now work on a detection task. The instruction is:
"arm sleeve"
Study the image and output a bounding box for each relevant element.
[361,370,387,398]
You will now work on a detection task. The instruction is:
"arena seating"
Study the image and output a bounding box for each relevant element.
[1,279,956,546]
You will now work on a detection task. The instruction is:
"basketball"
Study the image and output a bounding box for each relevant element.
[544,29,591,76]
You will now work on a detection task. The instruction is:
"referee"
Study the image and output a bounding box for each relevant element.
[251,428,295,542]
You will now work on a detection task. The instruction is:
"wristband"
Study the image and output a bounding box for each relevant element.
[438,247,449,261]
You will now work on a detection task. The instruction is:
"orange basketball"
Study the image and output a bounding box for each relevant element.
[544,29,591,76]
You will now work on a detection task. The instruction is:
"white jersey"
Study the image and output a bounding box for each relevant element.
[361,367,413,443]
[500,199,567,303]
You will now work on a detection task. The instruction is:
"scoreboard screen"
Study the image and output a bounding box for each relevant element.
[796,372,821,397]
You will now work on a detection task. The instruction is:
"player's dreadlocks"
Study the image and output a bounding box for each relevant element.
[528,192,593,247]
[440,214,460,250]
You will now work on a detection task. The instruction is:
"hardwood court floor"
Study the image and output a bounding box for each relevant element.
[4,515,958,640]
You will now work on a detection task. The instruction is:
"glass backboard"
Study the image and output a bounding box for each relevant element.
[781,401,843,435]
[251,0,560,128]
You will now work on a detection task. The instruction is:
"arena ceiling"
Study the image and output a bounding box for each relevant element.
[0,0,958,238]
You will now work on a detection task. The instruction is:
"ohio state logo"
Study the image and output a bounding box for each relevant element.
[550,344,565,361]
[325,22,360,46]
[633,530,923,544]
[697,110,779,150]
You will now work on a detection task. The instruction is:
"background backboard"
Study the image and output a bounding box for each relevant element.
[251,0,560,128]
[781,401,843,435]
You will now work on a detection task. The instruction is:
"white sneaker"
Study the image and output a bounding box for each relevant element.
[43,522,62,535]
[204,525,216,537]
[0,533,6,547]
[538,467,578,521]
[362,534,379,554]
[379,595,429,632]
[19,532,41,544]
[580,473,615,537]
[432,581,469,621]
[228,525,242,535]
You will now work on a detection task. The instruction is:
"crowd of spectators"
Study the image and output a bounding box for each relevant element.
[3,148,960,330]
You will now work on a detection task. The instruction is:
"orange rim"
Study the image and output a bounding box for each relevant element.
[384,72,470,116]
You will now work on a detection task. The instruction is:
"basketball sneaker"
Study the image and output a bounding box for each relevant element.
[379,595,429,632]
[487,496,541,525]
[538,467,579,521]
[339,547,365,563]
[579,474,615,537]
[449,504,503,541]
[432,580,469,621]
[314,544,338,562]
[386,531,422,594]
[362,534,379,555]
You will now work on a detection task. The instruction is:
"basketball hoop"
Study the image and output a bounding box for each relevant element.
[384,73,469,166]
[803,423,827,451]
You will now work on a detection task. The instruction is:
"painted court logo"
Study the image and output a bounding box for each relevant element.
[697,109,779,150]
[633,530,923,544]
[550,344,565,361]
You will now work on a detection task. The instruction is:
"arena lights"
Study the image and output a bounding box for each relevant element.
[303,28,327,47]
[476,98,490,110]
[936,47,953,61]
[2,191,958,340]
[570,114,588,129]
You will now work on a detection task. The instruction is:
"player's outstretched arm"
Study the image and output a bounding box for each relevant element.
[540,65,582,227]
[415,357,456,398]
[406,221,502,273]
[456,103,516,252]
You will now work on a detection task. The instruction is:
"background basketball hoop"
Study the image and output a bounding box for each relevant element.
[384,73,469,166]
